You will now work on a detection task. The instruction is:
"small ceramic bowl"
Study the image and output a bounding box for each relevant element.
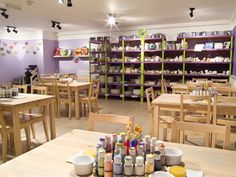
[165,147,183,166]
[149,171,175,177]
[72,154,95,176]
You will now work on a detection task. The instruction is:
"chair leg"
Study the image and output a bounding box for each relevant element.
[68,103,72,120]
[57,102,60,119]
[88,101,92,113]
[163,128,167,141]
[95,100,99,113]
[31,124,36,139]
[24,127,31,151]
[2,133,8,162]
[9,133,14,150]
[42,120,49,141]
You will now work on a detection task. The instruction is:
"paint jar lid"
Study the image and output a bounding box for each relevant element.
[105,153,112,161]
[151,137,157,145]
[169,166,186,177]
[114,154,122,164]
[125,156,132,166]
[129,147,136,156]
[154,150,161,160]
[146,154,154,163]
[136,156,144,165]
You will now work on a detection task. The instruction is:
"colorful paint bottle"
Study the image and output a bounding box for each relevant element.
[145,154,154,174]
[104,153,113,177]
[153,150,161,171]
[112,134,117,151]
[129,147,136,165]
[150,137,157,153]
[96,144,102,174]
[98,148,105,176]
[135,156,145,176]
[120,132,126,143]
[120,145,126,164]
[105,135,112,152]
[144,135,151,153]
[113,154,123,175]
[137,144,144,158]
[124,156,133,176]
[158,143,165,165]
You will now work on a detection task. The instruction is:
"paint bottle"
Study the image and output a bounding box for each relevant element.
[96,144,102,174]
[150,137,157,153]
[112,134,117,151]
[98,148,105,176]
[158,143,165,165]
[153,149,161,171]
[145,154,154,174]
[120,145,126,164]
[135,156,145,176]
[129,147,136,165]
[113,154,123,175]
[137,144,144,158]
[144,135,151,153]
[100,138,106,149]
[104,153,113,177]
[124,156,133,176]
[120,132,126,143]
[105,135,112,152]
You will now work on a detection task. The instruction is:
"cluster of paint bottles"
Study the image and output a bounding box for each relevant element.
[95,134,166,176]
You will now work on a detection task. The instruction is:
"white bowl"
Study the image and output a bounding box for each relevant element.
[72,154,95,176]
[165,147,183,166]
[149,171,174,177]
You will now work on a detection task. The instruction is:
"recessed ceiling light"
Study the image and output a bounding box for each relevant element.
[108,14,116,26]
[58,0,64,4]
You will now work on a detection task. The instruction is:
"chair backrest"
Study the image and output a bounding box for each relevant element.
[213,95,236,124]
[89,79,100,98]
[180,94,212,123]
[56,80,71,100]
[192,78,208,82]
[214,86,236,97]
[12,84,27,93]
[39,79,56,95]
[88,112,134,132]
[161,79,168,93]
[145,87,155,113]
[31,85,47,95]
[212,79,228,84]
[186,82,198,94]
[171,120,230,150]
[77,76,89,82]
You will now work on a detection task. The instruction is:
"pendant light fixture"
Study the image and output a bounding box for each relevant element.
[6,26,18,33]
[0,8,9,19]
[189,8,195,19]
[51,21,62,30]
[67,0,72,7]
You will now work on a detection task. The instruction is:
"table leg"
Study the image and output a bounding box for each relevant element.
[75,90,80,120]
[49,98,56,139]
[12,108,22,156]
[153,105,160,139]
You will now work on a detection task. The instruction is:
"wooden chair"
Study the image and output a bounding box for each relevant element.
[24,85,49,141]
[212,79,228,84]
[161,79,168,93]
[0,107,31,162]
[214,86,236,97]
[88,112,134,132]
[39,79,56,95]
[186,82,198,94]
[192,78,208,82]
[145,87,175,139]
[77,76,90,82]
[80,79,100,115]
[12,84,28,93]
[213,95,236,148]
[171,120,230,150]
[56,80,73,119]
[180,94,212,146]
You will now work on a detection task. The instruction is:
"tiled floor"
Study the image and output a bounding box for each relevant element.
[0,98,235,163]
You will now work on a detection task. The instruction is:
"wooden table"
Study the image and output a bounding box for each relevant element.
[0,94,55,156]
[152,94,236,138]
[0,129,235,177]
[43,81,90,119]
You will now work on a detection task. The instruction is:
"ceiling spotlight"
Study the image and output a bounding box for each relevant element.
[57,23,62,30]
[6,26,18,33]
[58,0,64,4]
[51,21,62,30]
[189,8,195,19]
[0,8,9,19]
[7,27,10,33]
[108,14,116,26]
[67,0,72,7]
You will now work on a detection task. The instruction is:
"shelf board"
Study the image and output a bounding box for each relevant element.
[164,49,184,52]
[185,35,231,40]
[164,74,183,76]
[185,48,231,52]
[143,84,161,88]
[53,55,73,58]
[107,72,122,75]
[90,51,105,54]
[144,73,162,76]
[123,39,140,42]
[109,50,123,53]
[144,50,162,52]
[107,93,122,97]
[145,38,163,41]
[89,40,107,44]
[164,62,184,64]
[124,50,142,53]
[185,74,230,78]
[90,72,106,75]
[90,62,106,64]
[124,94,142,98]
[107,62,122,64]
[107,83,122,86]
[124,73,141,75]
[124,62,141,64]
[185,62,231,64]
[124,84,141,87]
[144,62,162,64]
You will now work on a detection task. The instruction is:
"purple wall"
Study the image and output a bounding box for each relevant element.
[43,39,59,73]
[0,39,44,82]
[58,38,90,76]
[232,26,236,76]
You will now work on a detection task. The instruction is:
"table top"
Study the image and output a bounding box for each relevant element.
[43,81,90,88]
[0,93,54,107]
[0,129,235,177]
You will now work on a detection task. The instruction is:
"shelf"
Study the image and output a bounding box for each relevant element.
[185,48,231,52]
[124,94,142,98]
[185,74,230,78]
[124,73,141,76]
[90,62,106,64]
[145,38,163,42]
[89,40,108,44]
[163,74,183,76]
[124,50,142,53]
[107,93,122,97]
[185,35,231,40]
[164,49,184,52]
[164,62,184,64]
[90,51,105,54]
[109,50,123,53]
[90,72,106,75]
[143,84,161,88]
[185,62,231,64]
[107,72,122,75]
[144,50,162,53]
[144,62,162,64]
[107,83,122,86]
[144,73,162,76]
[124,84,141,87]
[124,62,141,64]
[107,62,123,64]
[123,39,140,42]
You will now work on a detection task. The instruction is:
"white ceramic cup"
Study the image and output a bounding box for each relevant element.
[72,154,95,176]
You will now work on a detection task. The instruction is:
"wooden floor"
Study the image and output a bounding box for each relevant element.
[0,98,236,163]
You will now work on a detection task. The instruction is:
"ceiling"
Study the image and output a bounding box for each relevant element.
[0,0,236,33]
